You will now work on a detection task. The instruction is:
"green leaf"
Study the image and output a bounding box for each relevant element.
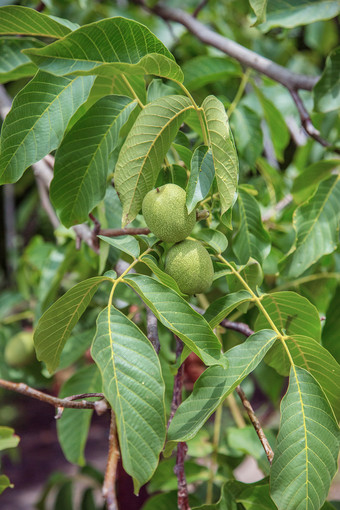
[292,160,340,203]
[227,481,276,510]
[58,328,95,371]
[270,366,340,510]
[249,0,267,25]
[193,228,228,254]
[98,235,140,260]
[202,95,238,215]
[230,105,263,167]
[115,95,193,226]
[34,276,112,373]
[0,426,19,451]
[0,37,44,84]
[57,364,102,466]
[186,146,215,214]
[0,475,12,495]
[165,330,276,452]
[203,291,252,329]
[91,306,165,492]
[140,253,185,296]
[50,95,137,227]
[24,17,183,81]
[233,188,271,264]
[183,56,241,91]
[314,46,340,113]
[280,175,340,278]
[0,5,72,38]
[0,71,94,184]
[193,482,237,509]
[258,0,340,31]
[323,285,340,363]
[123,274,226,368]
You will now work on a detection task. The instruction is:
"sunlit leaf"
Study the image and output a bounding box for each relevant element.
[249,0,267,25]
[98,235,140,259]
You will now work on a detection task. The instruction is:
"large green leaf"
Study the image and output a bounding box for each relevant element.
[323,285,340,363]
[114,95,193,225]
[34,276,112,373]
[183,56,241,91]
[57,364,102,466]
[50,95,137,227]
[91,306,165,492]
[292,160,340,203]
[203,290,252,329]
[0,71,94,184]
[0,37,44,84]
[24,17,183,81]
[0,5,72,38]
[123,274,226,368]
[270,366,340,510]
[186,145,215,214]
[258,0,340,31]
[202,95,238,215]
[233,188,271,264]
[165,330,276,452]
[280,175,340,278]
[313,46,340,113]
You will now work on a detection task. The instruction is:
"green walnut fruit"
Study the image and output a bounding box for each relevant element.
[4,332,35,368]
[165,239,214,295]
[142,184,196,243]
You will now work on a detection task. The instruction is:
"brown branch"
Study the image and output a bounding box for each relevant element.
[193,0,209,17]
[0,379,109,413]
[99,227,151,237]
[175,442,191,510]
[103,410,120,510]
[235,385,274,464]
[220,319,254,337]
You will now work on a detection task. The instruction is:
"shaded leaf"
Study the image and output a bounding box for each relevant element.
[314,46,340,112]
[58,329,95,371]
[91,306,165,492]
[0,71,94,184]
[115,95,193,225]
[323,285,340,363]
[98,235,140,260]
[270,366,340,510]
[0,37,44,84]
[57,364,102,465]
[183,56,241,91]
[0,5,72,38]
[51,95,137,227]
[230,105,263,167]
[140,253,185,296]
[186,145,215,214]
[203,290,252,329]
[292,160,340,203]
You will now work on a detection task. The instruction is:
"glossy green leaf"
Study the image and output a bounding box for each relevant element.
[292,160,340,203]
[24,17,183,81]
[51,95,137,227]
[124,274,226,368]
[270,366,340,510]
[34,276,112,373]
[280,175,340,278]
[183,56,241,91]
[194,228,228,254]
[0,5,72,38]
[314,46,340,112]
[0,37,43,84]
[0,71,94,184]
[230,105,263,167]
[323,285,340,363]
[165,330,276,452]
[57,364,102,465]
[186,146,215,214]
[259,0,340,31]
[233,188,271,264]
[0,475,12,495]
[140,253,185,296]
[202,95,238,215]
[115,95,193,225]
[0,426,19,451]
[98,235,140,259]
[203,290,252,329]
[91,306,165,492]
[249,0,267,25]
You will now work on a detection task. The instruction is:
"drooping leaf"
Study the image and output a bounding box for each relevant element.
[258,0,340,31]
[202,95,238,215]
[0,426,19,451]
[270,366,340,510]
[183,56,241,91]
[203,290,252,329]
[0,71,94,184]
[0,37,44,84]
[230,105,263,167]
[115,95,193,225]
[51,95,137,227]
[314,46,340,112]
[123,274,226,368]
[57,364,102,466]
[91,306,165,492]
[98,235,140,260]
[34,276,112,373]
[280,175,340,278]
[249,0,268,25]
[186,146,215,213]
[323,285,340,363]
[292,160,340,203]
[233,188,271,264]
[193,228,228,255]
[24,17,183,81]
[165,330,276,453]
[0,5,72,38]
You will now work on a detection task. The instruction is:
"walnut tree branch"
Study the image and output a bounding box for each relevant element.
[99,227,151,237]
[103,410,120,510]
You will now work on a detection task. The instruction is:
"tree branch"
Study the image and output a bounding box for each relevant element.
[103,410,120,510]
[146,307,160,353]
[99,227,151,237]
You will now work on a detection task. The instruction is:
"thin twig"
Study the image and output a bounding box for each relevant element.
[235,385,274,464]
[220,319,254,337]
[99,227,151,237]
[89,213,101,251]
[103,410,120,510]
[146,307,160,353]
[55,393,106,419]
[193,0,209,17]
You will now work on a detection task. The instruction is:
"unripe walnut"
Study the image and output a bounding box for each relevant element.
[142,184,196,243]
[4,332,35,368]
[165,239,214,295]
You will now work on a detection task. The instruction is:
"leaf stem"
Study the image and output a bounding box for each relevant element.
[177,81,209,145]
[227,68,252,118]
[121,74,145,109]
